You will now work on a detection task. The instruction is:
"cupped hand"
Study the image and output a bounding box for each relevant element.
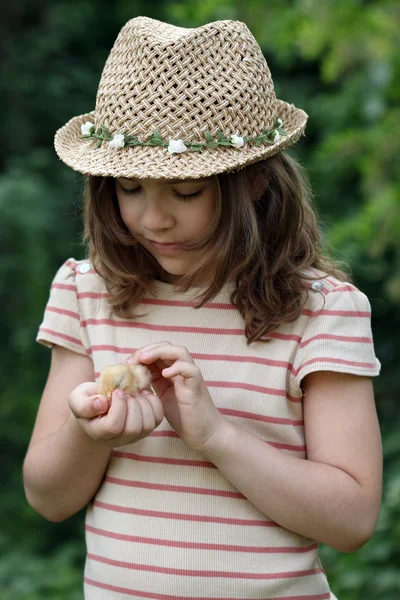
[127,342,228,455]
[68,381,164,448]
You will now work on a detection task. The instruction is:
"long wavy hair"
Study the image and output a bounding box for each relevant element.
[83,153,347,344]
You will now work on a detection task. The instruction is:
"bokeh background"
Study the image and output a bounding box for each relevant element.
[1,1,399,598]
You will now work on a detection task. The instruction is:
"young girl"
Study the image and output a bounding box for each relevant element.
[23,16,382,600]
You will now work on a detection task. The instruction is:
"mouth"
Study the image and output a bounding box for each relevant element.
[149,240,183,253]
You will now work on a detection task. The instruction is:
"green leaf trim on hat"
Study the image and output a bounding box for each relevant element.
[80,119,287,154]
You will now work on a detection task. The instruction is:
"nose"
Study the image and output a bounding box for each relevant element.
[140,195,175,232]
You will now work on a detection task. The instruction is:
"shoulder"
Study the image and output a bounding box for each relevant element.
[51,257,107,295]
[300,268,372,316]
[288,268,380,390]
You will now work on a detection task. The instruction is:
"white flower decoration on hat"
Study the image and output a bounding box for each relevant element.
[276,118,283,127]
[168,139,187,154]
[273,130,281,142]
[109,133,125,149]
[231,134,244,148]
[81,122,95,135]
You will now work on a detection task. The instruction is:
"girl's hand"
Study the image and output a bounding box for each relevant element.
[128,343,228,455]
[68,381,164,448]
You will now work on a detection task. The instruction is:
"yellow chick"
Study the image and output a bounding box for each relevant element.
[98,363,151,407]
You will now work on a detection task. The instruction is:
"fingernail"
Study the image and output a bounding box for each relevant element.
[93,398,103,411]
[116,390,125,398]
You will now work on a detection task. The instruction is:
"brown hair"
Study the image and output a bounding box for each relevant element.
[83,153,347,344]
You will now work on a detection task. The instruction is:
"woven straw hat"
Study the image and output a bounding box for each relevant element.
[55,17,308,180]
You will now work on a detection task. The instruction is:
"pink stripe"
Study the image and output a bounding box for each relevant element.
[81,317,300,340]
[206,380,301,403]
[111,450,216,469]
[38,327,84,347]
[88,553,323,580]
[82,317,244,334]
[300,333,372,348]
[51,282,76,291]
[46,305,79,320]
[294,356,378,376]
[93,500,278,526]
[269,441,306,451]
[195,352,293,369]
[147,430,306,452]
[141,297,237,309]
[149,429,185,438]
[88,403,303,427]
[86,524,317,554]
[93,370,302,404]
[51,284,109,299]
[89,345,294,370]
[330,284,358,293]
[84,577,330,600]
[105,476,245,499]
[65,258,77,269]
[302,308,371,318]
[78,291,109,299]
[220,408,303,426]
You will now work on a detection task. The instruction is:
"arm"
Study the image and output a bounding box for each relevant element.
[134,344,382,552]
[23,347,112,522]
[23,346,164,522]
[204,371,382,552]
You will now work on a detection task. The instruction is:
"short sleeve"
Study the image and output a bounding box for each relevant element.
[36,258,89,356]
[292,283,381,390]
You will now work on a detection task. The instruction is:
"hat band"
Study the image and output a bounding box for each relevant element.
[80,119,286,154]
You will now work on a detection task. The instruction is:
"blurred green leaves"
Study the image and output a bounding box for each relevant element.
[1,1,399,598]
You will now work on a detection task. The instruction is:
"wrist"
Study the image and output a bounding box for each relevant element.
[199,417,238,463]
[65,411,105,448]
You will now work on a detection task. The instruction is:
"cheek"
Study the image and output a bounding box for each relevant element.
[118,199,139,229]
[188,197,216,232]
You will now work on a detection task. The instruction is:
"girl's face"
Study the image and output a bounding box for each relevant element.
[115,177,218,283]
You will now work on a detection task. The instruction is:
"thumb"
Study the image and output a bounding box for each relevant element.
[91,394,110,417]
[69,389,109,420]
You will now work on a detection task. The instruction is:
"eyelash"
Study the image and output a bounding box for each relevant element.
[120,186,202,201]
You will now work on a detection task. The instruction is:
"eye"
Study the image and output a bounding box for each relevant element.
[173,189,203,202]
[119,184,141,195]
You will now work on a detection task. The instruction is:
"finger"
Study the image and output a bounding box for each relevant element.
[93,389,128,439]
[162,360,200,380]
[133,396,155,433]
[123,395,144,436]
[144,361,172,398]
[140,344,193,365]
[126,342,172,365]
[141,389,165,426]
[79,381,101,396]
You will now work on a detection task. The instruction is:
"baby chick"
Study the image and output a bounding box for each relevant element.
[99,363,152,407]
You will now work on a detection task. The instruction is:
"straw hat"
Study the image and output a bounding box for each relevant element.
[55,17,308,180]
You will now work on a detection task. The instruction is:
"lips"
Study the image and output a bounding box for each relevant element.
[149,240,182,253]
[150,240,179,246]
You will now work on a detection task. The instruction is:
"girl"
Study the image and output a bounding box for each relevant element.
[23,16,382,600]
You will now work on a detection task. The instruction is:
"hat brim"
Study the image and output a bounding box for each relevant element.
[54,100,308,180]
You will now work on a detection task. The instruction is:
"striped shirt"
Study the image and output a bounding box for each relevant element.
[37,258,380,600]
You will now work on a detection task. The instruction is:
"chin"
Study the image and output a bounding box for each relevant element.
[158,261,188,275]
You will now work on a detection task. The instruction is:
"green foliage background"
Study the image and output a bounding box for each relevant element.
[1,0,399,598]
